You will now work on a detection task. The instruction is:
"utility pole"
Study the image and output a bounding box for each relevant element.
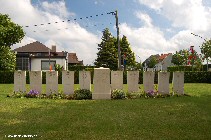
[115,10,121,70]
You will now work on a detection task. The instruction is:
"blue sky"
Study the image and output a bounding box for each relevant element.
[1,0,211,65]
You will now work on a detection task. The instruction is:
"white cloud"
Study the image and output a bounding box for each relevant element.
[135,12,153,27]
[138,0,211,32]
[0,0,100,65]
[119,11,207,63]
[41,0,75,18]
[138,0,164,11]
[132,0,211,63]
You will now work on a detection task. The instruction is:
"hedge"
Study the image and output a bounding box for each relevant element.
[168,64,211,72]
[0,71,210,84]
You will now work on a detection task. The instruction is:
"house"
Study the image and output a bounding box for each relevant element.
[14,41,68,71]
[154,53,172,71]
[142,54,160,71]
[68,53,83,66]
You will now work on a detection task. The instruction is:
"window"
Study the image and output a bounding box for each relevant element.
[16,57,29,70]
[41,60,56,70]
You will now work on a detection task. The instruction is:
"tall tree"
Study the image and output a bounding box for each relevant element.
[94,28,118,70]
[120,35,136,69]
[200,39,211,70]
[0,14,25,71]
[0,14,24,47]
[94,29,136,70]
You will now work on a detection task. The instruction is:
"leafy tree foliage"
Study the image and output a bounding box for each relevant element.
[0,14,24,47]
[172,48,202,70]
[94,28,118,70]
[172,50,189,65]
[120,35,136,69]
[147,55,158,68]
[94,28,136,70]
[0,46,16,71]
[0,14,25,71]
[200,39,211,62]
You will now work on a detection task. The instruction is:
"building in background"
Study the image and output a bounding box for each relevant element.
[154,53,173,71]
[13,41,68,71]
[68,53,83,66]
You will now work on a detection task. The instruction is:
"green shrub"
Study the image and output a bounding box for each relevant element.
[126,92,141,99]
[111,89,126,99]
[73,89,92,100]
[48,92,66,99]
[7,91,26,98]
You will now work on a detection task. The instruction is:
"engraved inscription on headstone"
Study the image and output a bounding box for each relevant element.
[79,71,91,91]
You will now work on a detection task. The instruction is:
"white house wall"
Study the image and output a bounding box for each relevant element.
[31,58,66,71]
[162,54,172,71]
[155,54,173,71]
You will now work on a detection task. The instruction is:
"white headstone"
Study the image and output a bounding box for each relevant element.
[172,72,184,94]
[46,71,58,95]
[79,71,91,91]
[14,71,26,92]
[111,71,123,90]
[127,71,139,92]
[93,67,111,99]
[143,71,154,92]
[62,71,74,95]
[30,71,42,94]
[147,68,154,72]
[158,72,170,94]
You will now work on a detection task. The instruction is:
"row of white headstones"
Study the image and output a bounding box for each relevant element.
[14,67,184,99]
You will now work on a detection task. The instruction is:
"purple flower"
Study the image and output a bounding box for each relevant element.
[147,90,156,97]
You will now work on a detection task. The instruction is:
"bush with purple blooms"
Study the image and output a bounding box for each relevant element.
[25,90,39,98]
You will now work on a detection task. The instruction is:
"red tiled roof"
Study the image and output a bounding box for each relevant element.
[159,54,168,61]
[13,41,51,53]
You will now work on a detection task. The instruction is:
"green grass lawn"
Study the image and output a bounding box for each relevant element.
[0,84,211,140]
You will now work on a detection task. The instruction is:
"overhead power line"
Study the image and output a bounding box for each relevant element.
[23,11,115,28]
[191,33,207,41]
[31,22,115,33]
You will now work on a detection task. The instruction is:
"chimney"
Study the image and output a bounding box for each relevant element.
[52,45,56,52]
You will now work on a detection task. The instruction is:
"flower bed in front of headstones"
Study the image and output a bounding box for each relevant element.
[7,89,92,100]
[7,86,190,100]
